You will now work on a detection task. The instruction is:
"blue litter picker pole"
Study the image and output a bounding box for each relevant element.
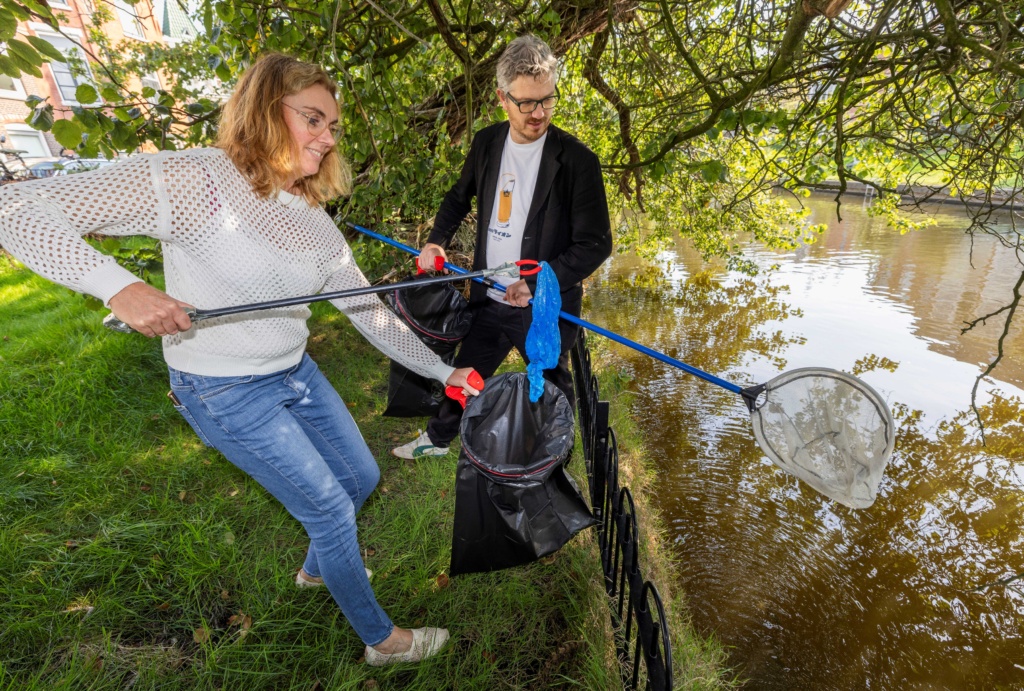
[346,222,743,395]
[347,222,897,510]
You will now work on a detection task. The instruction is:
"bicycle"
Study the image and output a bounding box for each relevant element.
[0,135,31,185]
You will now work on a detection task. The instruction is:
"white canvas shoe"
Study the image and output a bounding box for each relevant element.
[296,567,371,588]
[364,627,450,666]
[391,430,449,459]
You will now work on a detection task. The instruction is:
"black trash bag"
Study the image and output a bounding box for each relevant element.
[450,372,596,576]
[382,274,473,417]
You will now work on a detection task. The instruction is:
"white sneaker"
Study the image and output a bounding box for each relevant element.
[391,430,449,459]
[296,567,371,588]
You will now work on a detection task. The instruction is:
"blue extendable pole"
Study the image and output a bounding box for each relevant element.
[347,222,744,395]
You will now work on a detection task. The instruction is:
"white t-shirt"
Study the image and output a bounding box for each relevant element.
[485,132,546,301]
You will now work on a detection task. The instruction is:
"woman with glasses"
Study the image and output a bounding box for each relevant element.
[0,53,477,665]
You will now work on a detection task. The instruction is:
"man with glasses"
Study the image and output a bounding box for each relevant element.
[394,34,612,460]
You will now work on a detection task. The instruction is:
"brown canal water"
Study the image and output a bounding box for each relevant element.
[584,195,1024,689]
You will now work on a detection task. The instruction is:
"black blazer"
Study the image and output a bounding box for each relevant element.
[427,122,612,315]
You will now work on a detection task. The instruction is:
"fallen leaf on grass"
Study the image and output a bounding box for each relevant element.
[65,604,95,617]
[155,602,171,611]
[435,573,450,589]
[347,402,356,409]
[363,680,379,690]
[140,484,151,492]
[65,540,79,549]
[379,486,389,494]
[178,491,187,501]
[540,554,557,565]
[365,547,376,557]
[440,489,448,499]
[228,489,239,497]
[227,613,252,630]
[482,650,497,664]
[55,421,64,429]
[220,589,230,600]
[193,627,210,644]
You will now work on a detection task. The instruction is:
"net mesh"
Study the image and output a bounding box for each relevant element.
[748,368,894,509]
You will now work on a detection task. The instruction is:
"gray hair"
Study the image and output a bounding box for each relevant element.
[495,35,559,92]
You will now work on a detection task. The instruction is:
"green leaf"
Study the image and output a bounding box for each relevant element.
[51,118,84,149]
[75,83,98,104]
[26,35,66,62]
[700,159,727,183]
[71,106,98,129]
[24,94,45,107]
[29,105,54,131]
[992,101,1009,115]
[5,38,41,66]
[214,1,233,22]
[101,86,121,102]
[5,1,30,20]
[101,237,120,252]
[0,8,18,41]
[0,54,19,78]
[110,120,133,148]
[7,49,43,78]
[142,86,156,98]
[215,60,231,82]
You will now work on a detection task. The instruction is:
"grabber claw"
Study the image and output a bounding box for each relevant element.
[445,370,485,409]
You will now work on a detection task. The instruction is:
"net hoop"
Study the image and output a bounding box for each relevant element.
[747,368,894,509]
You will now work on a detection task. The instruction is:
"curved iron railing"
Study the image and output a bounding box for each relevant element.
[571,337,673,690]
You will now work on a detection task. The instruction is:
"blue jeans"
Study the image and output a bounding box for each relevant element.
[168,354,393,646]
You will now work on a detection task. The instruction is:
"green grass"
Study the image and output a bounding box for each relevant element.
[0,256,732,689]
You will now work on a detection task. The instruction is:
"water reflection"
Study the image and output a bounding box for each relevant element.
[584,196,1024,688]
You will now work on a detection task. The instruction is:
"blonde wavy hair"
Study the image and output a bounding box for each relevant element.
[216,53,351,204]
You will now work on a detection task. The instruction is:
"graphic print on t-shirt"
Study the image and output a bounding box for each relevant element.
[496,174,515,229]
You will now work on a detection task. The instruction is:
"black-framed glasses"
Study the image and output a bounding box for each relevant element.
[503,87,559,114]
[282,102,343,142]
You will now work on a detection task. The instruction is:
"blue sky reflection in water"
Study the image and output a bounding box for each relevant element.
[585,194,1024,689]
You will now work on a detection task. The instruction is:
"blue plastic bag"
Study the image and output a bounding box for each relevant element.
[524,261,561,402]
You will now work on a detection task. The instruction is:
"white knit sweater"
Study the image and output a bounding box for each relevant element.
[0,147,454,383]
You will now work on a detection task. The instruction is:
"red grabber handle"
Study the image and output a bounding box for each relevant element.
[515,259,541,276]
[445,370,485,409]
[416,255,447,275]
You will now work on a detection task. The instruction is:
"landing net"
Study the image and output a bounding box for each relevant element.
[747,368,894,509]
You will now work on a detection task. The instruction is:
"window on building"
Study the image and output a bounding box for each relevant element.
[114,0,146,39]
[3,125,51,160]
[141,72,161,97]
[33,31,95,103]
[0,50,27,98]
[45,0,74,11]
[0,73,27,99]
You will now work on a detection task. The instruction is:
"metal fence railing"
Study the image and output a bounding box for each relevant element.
[571,336,673,691]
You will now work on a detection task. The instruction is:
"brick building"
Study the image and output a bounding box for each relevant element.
[1,0,169,166]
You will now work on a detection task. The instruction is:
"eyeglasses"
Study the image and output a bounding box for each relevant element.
[503,87,559,114]
[282,102,343,142]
